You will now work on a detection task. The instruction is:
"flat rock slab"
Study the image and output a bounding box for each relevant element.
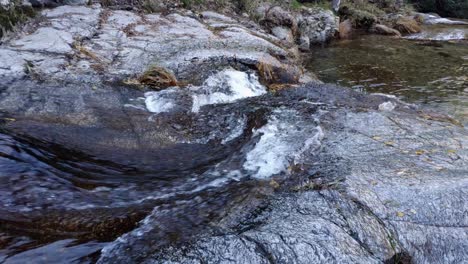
[0,5,299,84]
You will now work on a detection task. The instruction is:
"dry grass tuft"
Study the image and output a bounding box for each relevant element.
[138,66,178,89]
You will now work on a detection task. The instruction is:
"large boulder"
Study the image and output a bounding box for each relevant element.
[297,7,339,50]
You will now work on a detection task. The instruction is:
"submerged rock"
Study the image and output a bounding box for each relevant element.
[371,24,402,37]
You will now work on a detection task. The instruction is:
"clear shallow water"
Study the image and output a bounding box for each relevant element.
[306,30,468,125]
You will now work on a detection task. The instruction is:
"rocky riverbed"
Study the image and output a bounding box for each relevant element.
[0,2,467,264]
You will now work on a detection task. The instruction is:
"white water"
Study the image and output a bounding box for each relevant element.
[243,109,324,179]
[406,28,467,41]
[144,89,177,113]
[191,69,267,112]
[143,69,267,114]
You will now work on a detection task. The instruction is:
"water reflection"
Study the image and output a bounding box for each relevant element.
[307,34,468,125]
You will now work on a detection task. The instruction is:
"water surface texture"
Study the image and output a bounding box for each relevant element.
[307,26,468,124]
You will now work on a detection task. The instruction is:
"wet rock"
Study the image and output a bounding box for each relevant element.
[394,17,421,34]
[1,4,467,264]
[371,24,402,37]
[339,18,353,39]
[96,85,468,264]
[297,7,339,49]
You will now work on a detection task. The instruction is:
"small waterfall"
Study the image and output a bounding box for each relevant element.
[143,69,267,114]
[191,69,267,112]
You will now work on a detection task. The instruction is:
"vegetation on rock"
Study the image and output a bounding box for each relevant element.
[0,0,34,39]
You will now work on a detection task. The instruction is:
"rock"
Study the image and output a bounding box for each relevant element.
[339,6,377,29]
[394,17,421,34]
[298,34,310,51]
[378,101,396,111]
[0,0,10,7]
[0,6,303,86]
[262,5,297,31]
[201,11,236,23]
[259,5,298,44]
[271,26,294,43]
[27,0,88,7]
[297,7,339,48]
[371,24,402,37]
[339,18,353,39]
[94,85,468,264]
[414,12,468,25]
[11,27,74,53]
[1,4,467,264]
[0,0,35,38]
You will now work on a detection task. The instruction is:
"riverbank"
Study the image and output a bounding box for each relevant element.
[0,1,467,264]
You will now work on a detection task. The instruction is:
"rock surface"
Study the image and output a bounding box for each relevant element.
[256,4,339,50]
[95,86,468,264]
[0,5,303,85]
[371,24,402,37]
[297,7,339,49]
[0,4,467,264]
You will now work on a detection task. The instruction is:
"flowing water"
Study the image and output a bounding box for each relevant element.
[0,69,327,263]
[307,24,468,125]
[1,23,467,263]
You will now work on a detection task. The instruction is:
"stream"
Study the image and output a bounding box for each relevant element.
[0,18,467,264]
[307,23,468,125]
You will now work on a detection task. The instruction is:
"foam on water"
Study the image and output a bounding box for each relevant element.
[243,109,324,179]
[143,69,267,114]
[191,69,267,112]
[406,28,467,41]
[144,89,177,113]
